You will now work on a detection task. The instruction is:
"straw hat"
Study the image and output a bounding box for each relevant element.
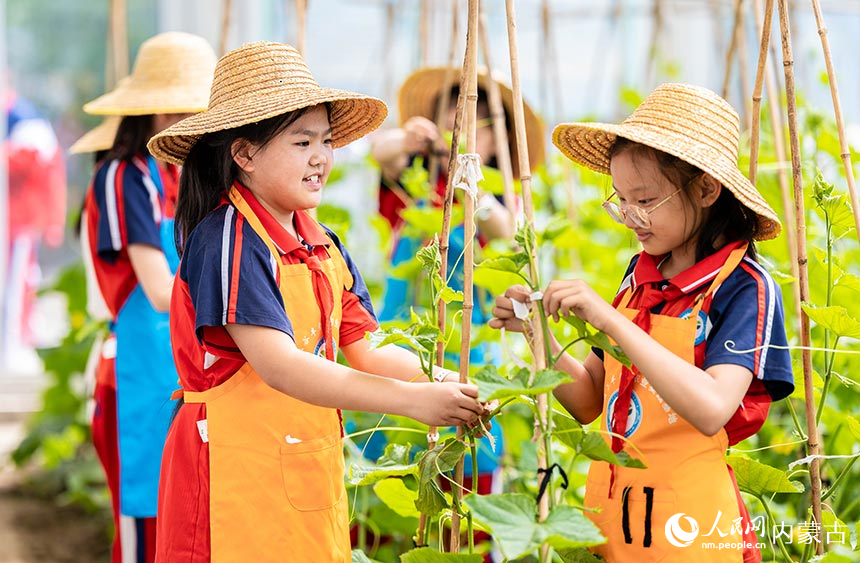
[84,32,217,116]
[148,41,388,166]
[552,83,781,240]
[69,116,121,155]
[397,67,545,178]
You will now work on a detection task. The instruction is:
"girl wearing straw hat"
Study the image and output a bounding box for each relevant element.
[491,83,794,562]
[146,42,485,562]
[80,31,216,563]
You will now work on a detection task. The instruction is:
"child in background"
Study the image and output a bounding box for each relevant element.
[2,87,66,372]
[81,32,216,563]
[147,42,485,563]
[491,84,794,563]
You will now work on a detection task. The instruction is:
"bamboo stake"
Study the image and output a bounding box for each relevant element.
[295,0,307,55]
[420,0,430,66]
[809,0,860,242]
[751,0,801,321]
[478,8,517,226]
[776,0,823,550]
[449,0,479,552]
[645,0,663,87]
[416,0,460,548]
[505,1,552,557]
[736,8,752,131]
[749,0,773,187]
[721,0,744,100]
[108,0,128,85]
[219,0,232,56]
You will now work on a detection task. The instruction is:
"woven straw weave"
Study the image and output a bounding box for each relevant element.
[148,41,388,165]
[552,83,781,240]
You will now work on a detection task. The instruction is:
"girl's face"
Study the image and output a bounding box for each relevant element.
[609,148,702,269]
[236,105,333,227]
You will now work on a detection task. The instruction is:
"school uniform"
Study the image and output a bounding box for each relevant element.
[85,154,181,563]
[157,183,378,562]
[588,241,794,562]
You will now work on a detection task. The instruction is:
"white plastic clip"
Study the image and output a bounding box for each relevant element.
[452,153,483,200]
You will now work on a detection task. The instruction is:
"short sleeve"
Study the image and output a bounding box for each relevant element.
[181,207,294,343]
[703,259,794,401]
[322,226,379,346]
[93,159,162,262]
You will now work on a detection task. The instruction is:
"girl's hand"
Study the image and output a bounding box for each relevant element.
[543,279,618,332]
[407,381,483,427]
[488,284,533,333]
[403,116,442,155]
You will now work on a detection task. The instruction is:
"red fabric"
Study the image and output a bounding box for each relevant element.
[728,465,762,563]
[155,403,211,563]
[91,357,121,563]
[6,134,66,246]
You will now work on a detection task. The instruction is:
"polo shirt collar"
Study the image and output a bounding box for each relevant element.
[233,182,330,254]
[631,240,746,295]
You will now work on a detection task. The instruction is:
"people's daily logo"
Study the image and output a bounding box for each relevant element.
[665,513,699,547]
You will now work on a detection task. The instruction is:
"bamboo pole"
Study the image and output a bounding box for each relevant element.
[415,0,460,548]
[420,0,430,66]
[751,0,801,321]
[295,0,308,55]
[809,0,860,242]
[645,0,663,87]
[776,0,823,550]
[108,0,128,85]
[219,0,233,55]
[721,0,744,100]
[478,8,517,226]
[449,0,479,552]
[749,0,773,187]
[505,0,552,553]
[736,7,752,131]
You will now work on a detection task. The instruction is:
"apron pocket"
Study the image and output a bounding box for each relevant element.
[280,434,345,512]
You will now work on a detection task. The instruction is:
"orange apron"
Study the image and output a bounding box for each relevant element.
[586,245,748,562]
[183,187,353,562]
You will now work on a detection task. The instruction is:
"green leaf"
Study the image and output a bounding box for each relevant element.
[726,455,804,496]
[556,548,605,562]
[438,285,464,305]
[562,316,631,367]
[476,254,530,275]
[374,479,420,518]
[367,325,441,357]
[471,365,570,402]
[553,415,646,468]
[480,165,505,196]
[351,549,382,563]
[464,494,605,559]
[414,438,465,516]
[349,443,418,485]
[801,303,860,338]
[845,416,860,442]
[473,267,525,296]
[400,547,483,563]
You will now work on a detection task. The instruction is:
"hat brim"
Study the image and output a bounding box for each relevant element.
[552,121,781,241]
[69,117,121,155]
[398,67,545,177]
[148,88,388,165]
[84,84,211,116]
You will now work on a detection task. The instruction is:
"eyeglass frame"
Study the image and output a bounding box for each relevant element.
[601,187,683,229]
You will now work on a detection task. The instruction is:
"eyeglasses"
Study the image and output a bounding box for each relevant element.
[602,187,682,229]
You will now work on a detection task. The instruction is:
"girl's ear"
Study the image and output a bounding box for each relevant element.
[231,139,254,173]
[698,173,722,208]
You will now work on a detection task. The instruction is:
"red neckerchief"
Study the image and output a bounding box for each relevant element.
[609,240,747,455]
[232,182,337,361]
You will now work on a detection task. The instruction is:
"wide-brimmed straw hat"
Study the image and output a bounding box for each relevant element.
[148,41,388,166]
[84,32,217,116]
[69,116,121,154]
[398,67,545,178]
[552,83,781,240]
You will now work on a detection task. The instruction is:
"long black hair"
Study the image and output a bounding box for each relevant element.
[174,105,321,254]
[106,115,154,162]
[609,138,759,262]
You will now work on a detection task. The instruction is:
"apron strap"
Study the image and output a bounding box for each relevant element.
[690,242,749,317]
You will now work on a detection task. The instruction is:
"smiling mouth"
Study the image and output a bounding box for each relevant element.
[304,174,320,183]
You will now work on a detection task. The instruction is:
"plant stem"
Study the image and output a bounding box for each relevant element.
[820,454,859,502]
[757,493,796,562]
